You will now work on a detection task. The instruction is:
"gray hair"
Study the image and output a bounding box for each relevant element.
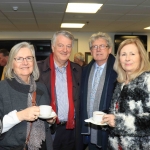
[5,42,39,80]
[74,52,85,62]
[51,30,74,47]
[89,32,113,49]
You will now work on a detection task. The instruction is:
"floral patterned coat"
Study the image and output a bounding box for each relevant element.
[109,72,150,150]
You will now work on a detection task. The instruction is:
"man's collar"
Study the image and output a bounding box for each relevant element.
[94,62,106,69]
[54,61,68,69]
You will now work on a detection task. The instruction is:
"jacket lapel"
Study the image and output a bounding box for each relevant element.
[100,54,116,111]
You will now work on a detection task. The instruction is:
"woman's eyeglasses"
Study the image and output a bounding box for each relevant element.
[14,56,34,63]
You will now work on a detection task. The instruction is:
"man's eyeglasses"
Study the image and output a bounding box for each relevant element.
[56,44,72,50]
[14,56,34,63]
[90,44,109,50]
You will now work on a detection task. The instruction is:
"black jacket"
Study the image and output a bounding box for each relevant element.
[80,54,117,149]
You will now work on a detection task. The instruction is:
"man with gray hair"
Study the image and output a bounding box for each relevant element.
[38,30,82,150]
[80,32,117,150]
[74,52,86,66]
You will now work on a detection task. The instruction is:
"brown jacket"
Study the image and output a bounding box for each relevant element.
[37,54,82,150]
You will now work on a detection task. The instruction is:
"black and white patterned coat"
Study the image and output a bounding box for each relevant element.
[109,72,150,150]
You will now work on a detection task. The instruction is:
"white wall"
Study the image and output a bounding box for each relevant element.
[0,31,150,61]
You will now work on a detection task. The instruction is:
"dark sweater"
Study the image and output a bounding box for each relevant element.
[0,78,53,149]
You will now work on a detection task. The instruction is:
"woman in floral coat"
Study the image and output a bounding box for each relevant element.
[102,38,150,150]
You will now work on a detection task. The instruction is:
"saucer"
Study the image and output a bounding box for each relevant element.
[84,117,107,126]
[39,112,56,119]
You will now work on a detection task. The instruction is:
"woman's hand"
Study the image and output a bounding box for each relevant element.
[101,114,115,127]
[16,106,40,121]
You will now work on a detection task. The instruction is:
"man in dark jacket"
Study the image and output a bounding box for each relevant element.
[80,32,117,150]
[0,49,9,80]
[38,30,82,150]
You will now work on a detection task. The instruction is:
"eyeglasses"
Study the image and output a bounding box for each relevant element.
[90,44,109,50]
[56,44,72,50]
[14,56,34,63]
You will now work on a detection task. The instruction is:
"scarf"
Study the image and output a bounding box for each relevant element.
[13,73,45,150]
[50,53,75,129]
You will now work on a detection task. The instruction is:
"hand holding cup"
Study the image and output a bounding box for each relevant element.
[101,114,115,127]
[93,111,105,124]
[39,105,52,117]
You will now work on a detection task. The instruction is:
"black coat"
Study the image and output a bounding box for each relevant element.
[80,54,117,149]
[37,55,82,150]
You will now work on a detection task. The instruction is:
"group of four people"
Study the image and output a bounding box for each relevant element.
[0,30,150,150]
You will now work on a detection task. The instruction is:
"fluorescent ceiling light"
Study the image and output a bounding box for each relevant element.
[66,3,103,13]
[144,26,150,30]
[61,23,85,28]
[122,36,139,38]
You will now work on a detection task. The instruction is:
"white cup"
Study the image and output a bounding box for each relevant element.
[39,105,52,117]
[93,111,105,123]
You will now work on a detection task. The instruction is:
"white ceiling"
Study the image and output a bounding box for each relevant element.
[0,0,150,33]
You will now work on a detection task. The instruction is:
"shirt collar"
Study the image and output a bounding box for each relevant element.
[54,61,68,69]
[54,61,68,73]
[94,62,106,69]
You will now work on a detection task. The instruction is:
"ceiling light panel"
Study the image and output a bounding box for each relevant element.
[61,23,85,28]
[144,26,150,30]
[66,3,103,13]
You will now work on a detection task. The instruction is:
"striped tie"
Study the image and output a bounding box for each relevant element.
[89,66,101,117]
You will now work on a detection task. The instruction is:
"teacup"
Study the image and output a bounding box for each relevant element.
[93,111,105,123]
[39,105,52,117]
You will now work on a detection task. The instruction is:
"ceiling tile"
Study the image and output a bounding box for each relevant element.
[4,12,34,18]
[35,12,63,19]
[99,5,135,14]
[10,18,36,24]
[129,6,150,14]
[0,0,29,2]
[106,0,145,5]
[37,19,61,24]
[64,13,122,22]
[0,0,149,32]
[31,0,68,3]
[0,2,32,11]
[32,3,66,12]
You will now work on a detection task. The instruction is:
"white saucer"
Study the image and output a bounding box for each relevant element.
[84,117,107,126]
[39,112,56,119]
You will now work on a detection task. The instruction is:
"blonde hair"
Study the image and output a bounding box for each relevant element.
[5,42,39,80]
[114,38,150,83]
